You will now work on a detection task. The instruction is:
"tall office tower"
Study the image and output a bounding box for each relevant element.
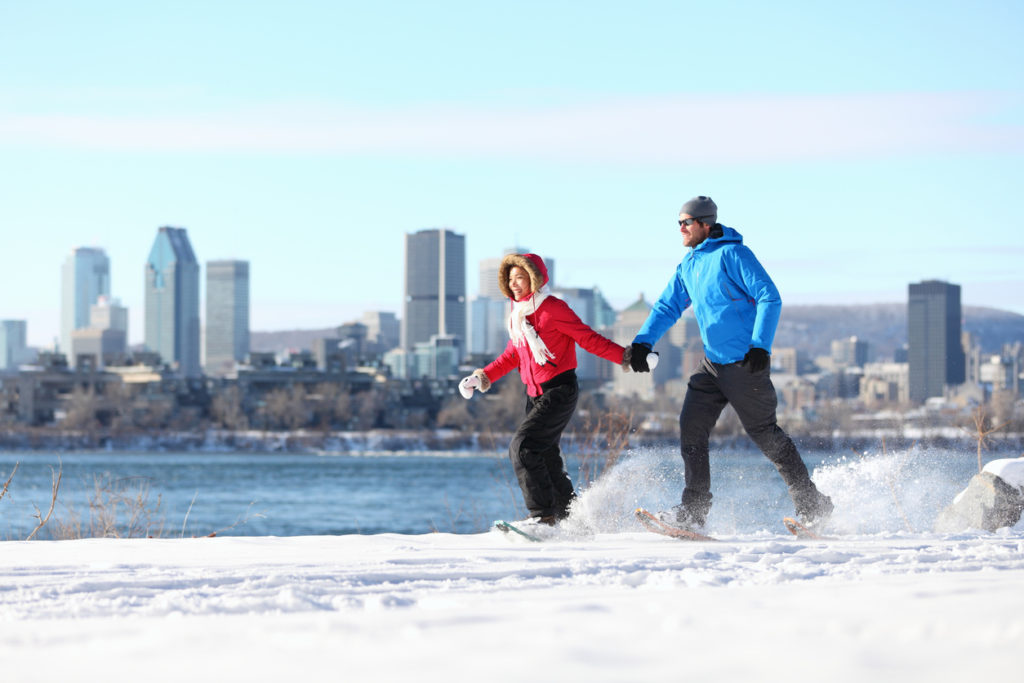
[468,296,509,356]
[478,256,506,300]
[145,227,201,377]
[205,260,250,377]
[908,280,966,402]
[61,247,110,355]
[402,228,466,351]
[0,320,28,370]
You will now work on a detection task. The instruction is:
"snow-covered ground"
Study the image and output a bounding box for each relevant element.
[3,524,1023,683]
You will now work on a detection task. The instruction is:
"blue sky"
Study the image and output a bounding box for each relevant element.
[2,0,1022,347]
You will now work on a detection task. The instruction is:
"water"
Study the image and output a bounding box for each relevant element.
[0,451,522,539]
[0,446,1000,540]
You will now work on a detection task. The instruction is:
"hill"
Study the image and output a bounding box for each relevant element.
[774,304,1024,361]
[250,327,337,354]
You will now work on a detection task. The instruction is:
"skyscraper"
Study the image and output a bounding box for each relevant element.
[908,280,965,402]
[0,320,27,370]
[468,297,509,356]
[205,260,250,377]
[402,228,466,351]
[61,247,110,355]
[145,227,200,377]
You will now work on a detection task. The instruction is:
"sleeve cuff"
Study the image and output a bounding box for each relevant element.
[472,369,492,392]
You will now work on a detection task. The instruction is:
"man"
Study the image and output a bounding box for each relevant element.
[630,195,832,531]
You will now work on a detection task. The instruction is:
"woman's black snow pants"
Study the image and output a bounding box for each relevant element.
[508,370,579,519]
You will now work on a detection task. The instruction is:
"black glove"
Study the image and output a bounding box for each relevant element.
[742,347,770,373]
[629,342,652,372]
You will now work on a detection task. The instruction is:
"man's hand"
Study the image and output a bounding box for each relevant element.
[742,348,770,373]
[629,343,653,372]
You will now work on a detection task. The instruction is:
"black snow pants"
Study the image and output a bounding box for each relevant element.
[678,356,820,521]
[508,370,579,519]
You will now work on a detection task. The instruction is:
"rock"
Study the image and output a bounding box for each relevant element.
[935,460,1024,533]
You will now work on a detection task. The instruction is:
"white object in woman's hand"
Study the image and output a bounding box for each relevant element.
[459,375,480,399]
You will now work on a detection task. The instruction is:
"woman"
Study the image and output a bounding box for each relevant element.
[459,253,635,525]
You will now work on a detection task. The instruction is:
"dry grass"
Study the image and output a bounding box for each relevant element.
[0,462,17,504]
[48,473,164,540]
[0,461,263,541]
[573,409,635,487]
[26,463,61,540]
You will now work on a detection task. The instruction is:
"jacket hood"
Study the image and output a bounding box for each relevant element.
[498,253,549,299]
[694,225,743,250]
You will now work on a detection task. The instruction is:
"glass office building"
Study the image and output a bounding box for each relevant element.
[145,227,201,377]
[61,247,110,356]
[908,280,965,402]
[205,260,250,377]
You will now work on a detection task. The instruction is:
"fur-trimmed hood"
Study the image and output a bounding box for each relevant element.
[498,253,549,299]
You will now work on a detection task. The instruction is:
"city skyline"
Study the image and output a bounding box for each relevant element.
[6,222,1024,355]
[2,2,1023,347]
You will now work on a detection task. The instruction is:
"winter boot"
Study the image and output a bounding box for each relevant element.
[516,514,557,527]
[795,489,834,529]
[654,504,707,534]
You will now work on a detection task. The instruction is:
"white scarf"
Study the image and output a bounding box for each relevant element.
[507,287,555,366]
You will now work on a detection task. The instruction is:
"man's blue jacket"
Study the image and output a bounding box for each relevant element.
[633,225,781,365]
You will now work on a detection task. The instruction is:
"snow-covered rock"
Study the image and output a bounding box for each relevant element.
[935,457,1024,532]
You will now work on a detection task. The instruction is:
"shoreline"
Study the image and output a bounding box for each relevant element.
[1,427,1021,455]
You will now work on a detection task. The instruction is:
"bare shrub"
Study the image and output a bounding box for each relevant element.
[0,462,17,504]
[50,474,165,539]
[210,384,249,430]
[962,406,1009,473]
[574,409,634,487]
[26,462,62,540]
[435,395,473,429]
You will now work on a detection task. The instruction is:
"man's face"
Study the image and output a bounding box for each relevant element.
[679,214,711,248]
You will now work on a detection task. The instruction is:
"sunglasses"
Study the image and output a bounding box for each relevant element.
[678,216,712,227]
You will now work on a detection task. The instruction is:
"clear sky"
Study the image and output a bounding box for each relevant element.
[2,0,1022,347]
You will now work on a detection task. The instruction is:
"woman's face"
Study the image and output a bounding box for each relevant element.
[508,266,532,300]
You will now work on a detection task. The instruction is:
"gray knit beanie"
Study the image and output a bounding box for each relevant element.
[680,196,717,224]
